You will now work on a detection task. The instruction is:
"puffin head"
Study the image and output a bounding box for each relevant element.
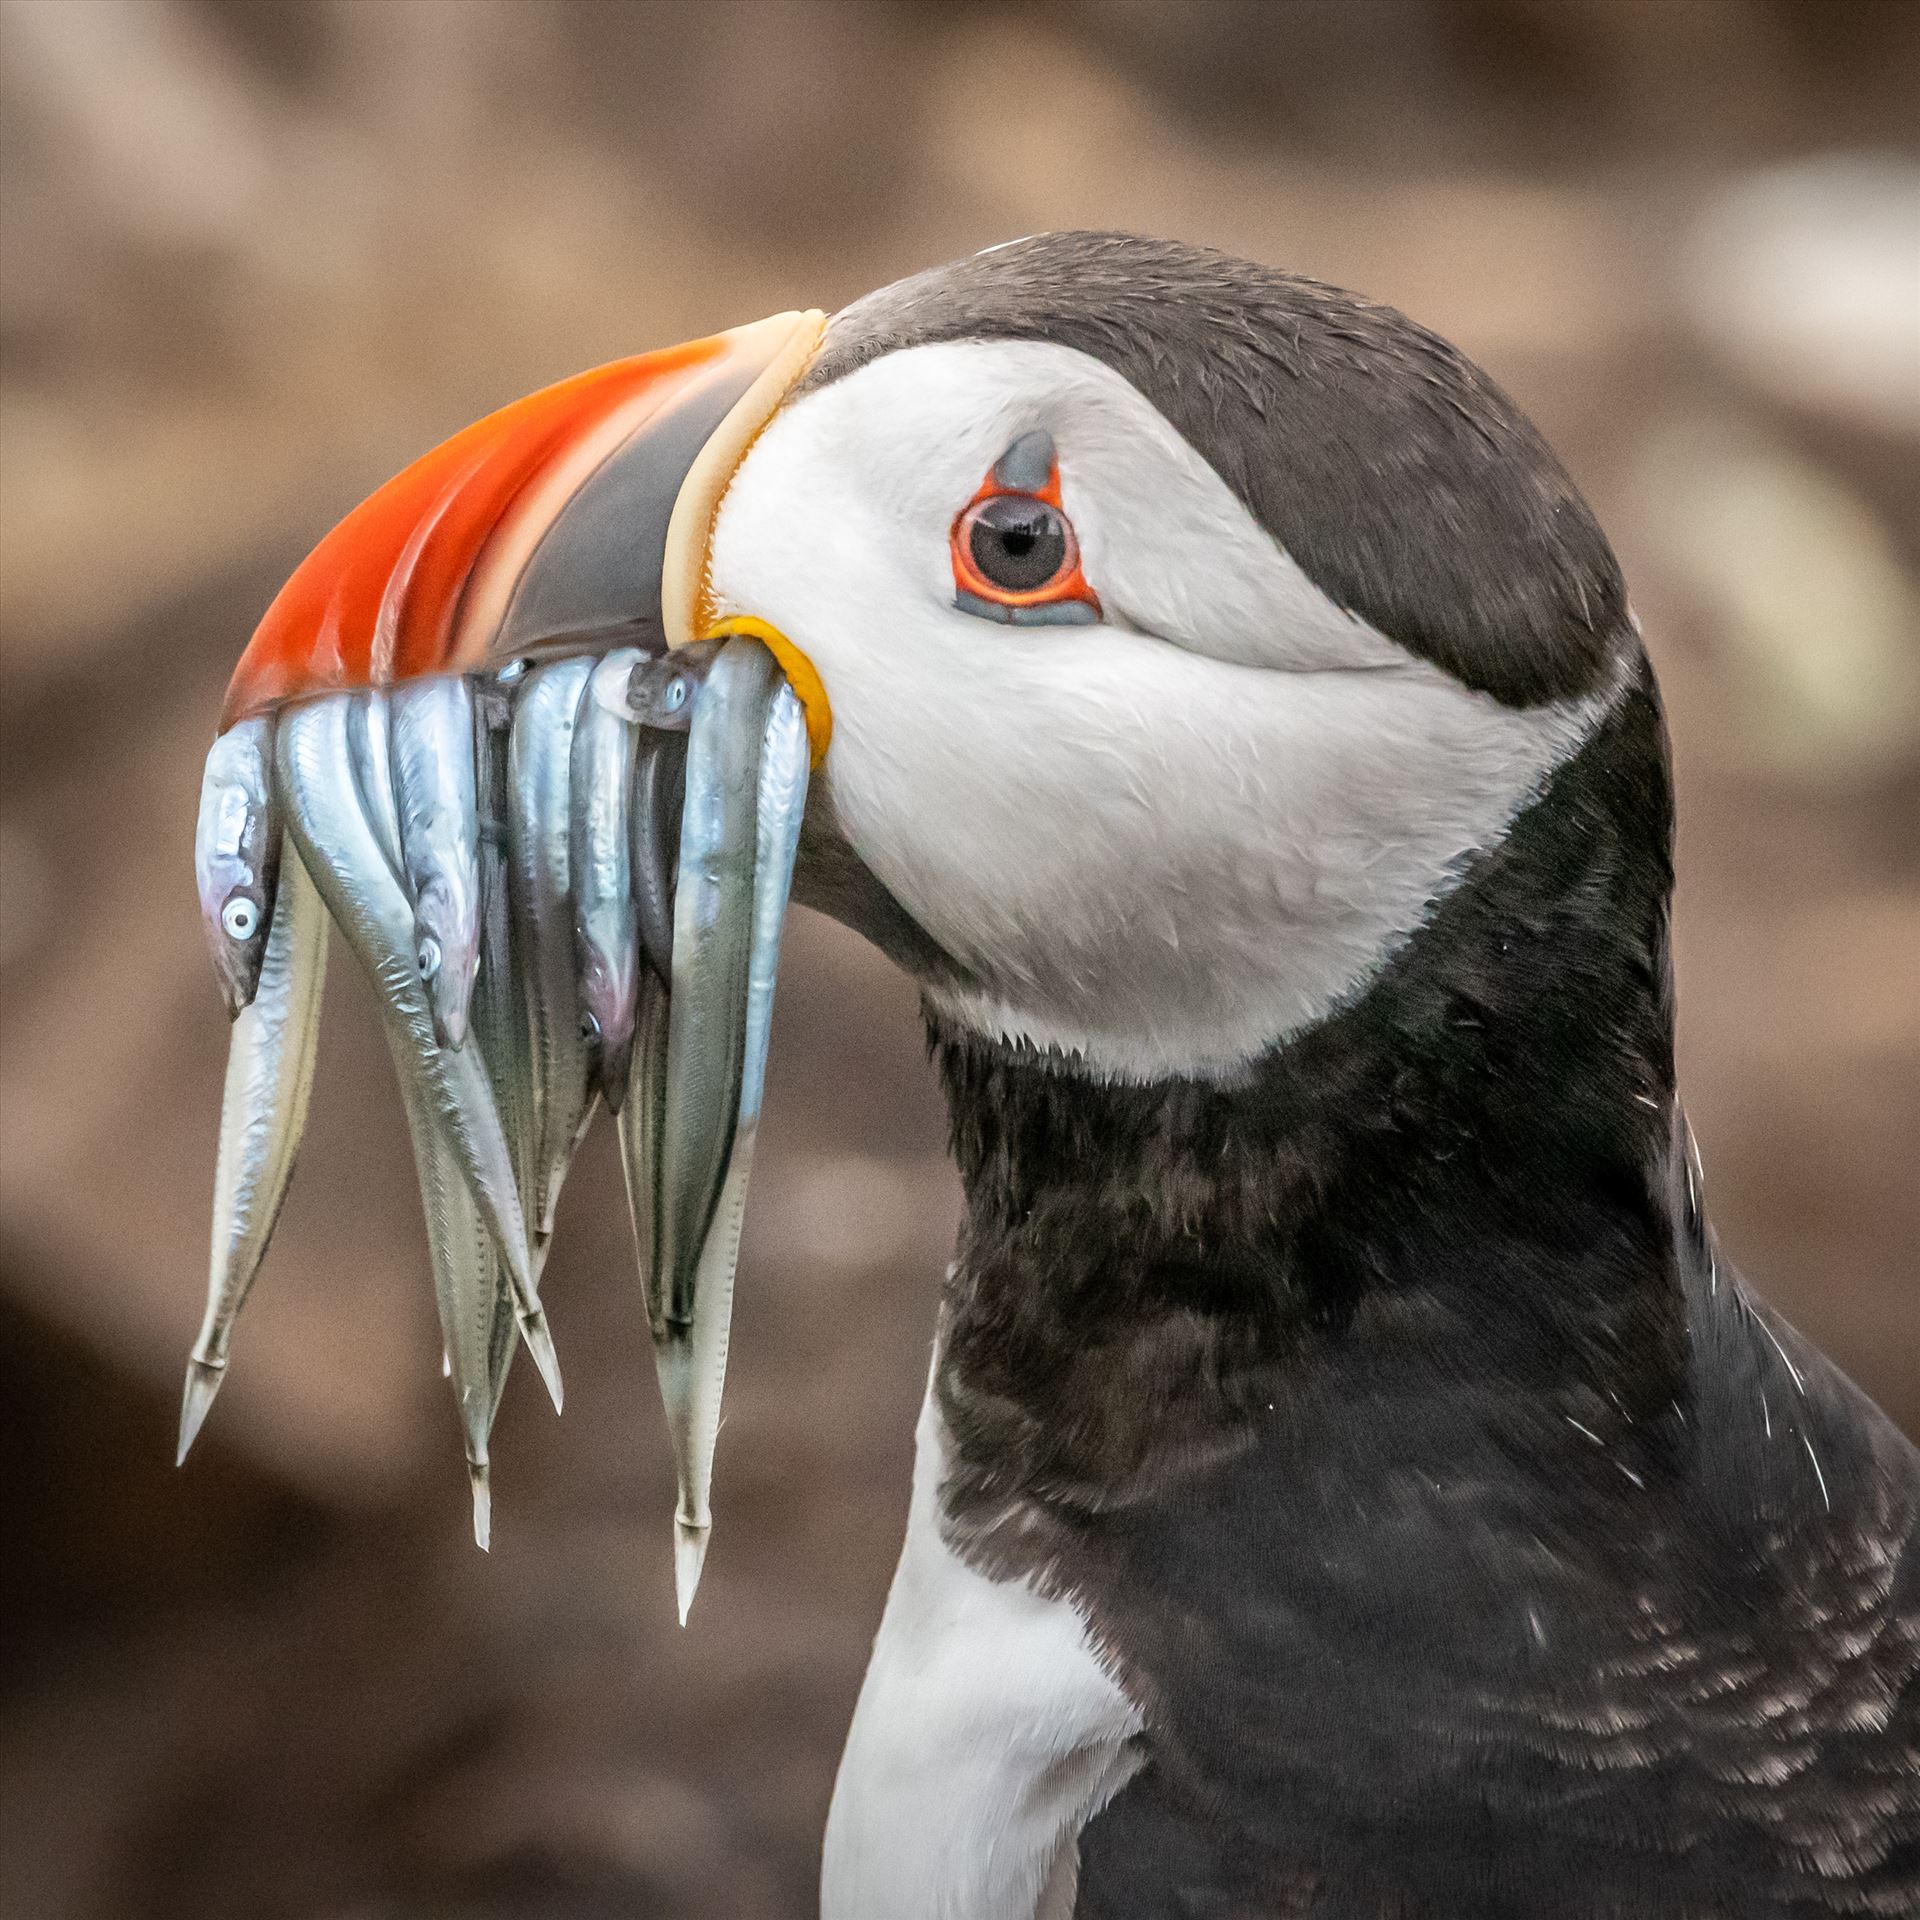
[195,232,1649,1584]
[708,233,1634,1078]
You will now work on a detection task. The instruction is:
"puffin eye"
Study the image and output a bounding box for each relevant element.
[950,431,1101,626]
[962,495,1071,595]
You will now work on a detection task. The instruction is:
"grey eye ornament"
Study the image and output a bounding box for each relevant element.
[948,426,1101,626]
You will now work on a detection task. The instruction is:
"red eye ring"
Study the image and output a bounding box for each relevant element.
[950,438,1100,623]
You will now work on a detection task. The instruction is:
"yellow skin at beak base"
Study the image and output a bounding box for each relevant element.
[701,615,833,766]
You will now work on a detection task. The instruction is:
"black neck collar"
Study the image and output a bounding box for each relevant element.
[928,665,1685,1513]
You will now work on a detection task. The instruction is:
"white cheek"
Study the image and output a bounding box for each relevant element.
[842,638,1597,1078]
[708,341,1610,1081]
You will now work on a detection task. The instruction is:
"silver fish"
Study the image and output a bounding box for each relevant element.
[352,678,514,1454]
[390,675,482,1051]
[276,694,562,1413]
[178,840,329,1462]
[472,673,536,1221]
[507,657,597,1239]
[618,968,669,1333]
[630,735,683,990]
[654,642,809,1619]
[467,675,531,1463]
[655,643,772,1331]
[345,688,403,879]
[570,649,643,1108]
[625,646,705,989]
[409,1067,505,1548]
[194,715,282,1018]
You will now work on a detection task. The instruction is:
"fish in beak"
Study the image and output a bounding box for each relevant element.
[650,639,809,1619]
[180,827,327,1461]
[182,309,831,1607]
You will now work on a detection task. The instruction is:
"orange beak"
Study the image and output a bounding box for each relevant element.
[220,309,826,730]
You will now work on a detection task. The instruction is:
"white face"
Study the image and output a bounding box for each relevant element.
[707,338,1609,1081]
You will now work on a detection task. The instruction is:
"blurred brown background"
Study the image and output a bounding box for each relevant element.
[1,2,1915,1915]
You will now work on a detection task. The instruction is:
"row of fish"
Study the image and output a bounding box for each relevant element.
[188,638,809,1617]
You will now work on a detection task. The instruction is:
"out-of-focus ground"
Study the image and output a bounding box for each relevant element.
[0,2,1915,1915]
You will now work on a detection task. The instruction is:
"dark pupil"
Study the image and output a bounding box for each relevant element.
[969,495,1067,593]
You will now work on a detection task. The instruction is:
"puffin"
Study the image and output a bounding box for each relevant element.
[184,233,1920,1918]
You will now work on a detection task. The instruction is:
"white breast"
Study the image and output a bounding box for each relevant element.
[823,1365,1144,1920]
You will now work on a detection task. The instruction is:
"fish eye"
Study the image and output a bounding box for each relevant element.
[221,896,259,941]
[416,933,442,980]
[960,495,1071,595]
[626,655,699,732]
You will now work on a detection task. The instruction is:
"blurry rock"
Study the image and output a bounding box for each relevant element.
[1681,153,1920,437]
[1633,417,1920,781]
